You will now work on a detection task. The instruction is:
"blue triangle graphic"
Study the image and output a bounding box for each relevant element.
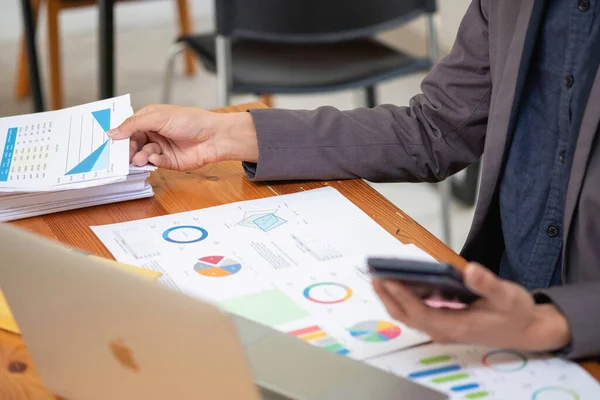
[66,141,109,175]
[92,109,111,132]
[90,140,111,170]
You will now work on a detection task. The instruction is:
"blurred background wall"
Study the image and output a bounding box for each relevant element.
[0,0,470,51]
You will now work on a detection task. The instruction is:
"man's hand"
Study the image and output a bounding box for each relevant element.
[108,105,259,171]
[373,263,572,352]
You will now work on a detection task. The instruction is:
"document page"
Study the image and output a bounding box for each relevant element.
[367,343,600,399]
[0,95,131,191]
[92,187,435,360]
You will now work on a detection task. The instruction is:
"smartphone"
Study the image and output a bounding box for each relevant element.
[367,257,480,308]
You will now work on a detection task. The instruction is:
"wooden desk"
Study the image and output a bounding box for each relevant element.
[2,103,599,399]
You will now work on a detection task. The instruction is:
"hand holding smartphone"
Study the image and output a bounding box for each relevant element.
[367,257,480,308]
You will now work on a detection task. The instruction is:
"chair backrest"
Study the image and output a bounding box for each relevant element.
[215,0,437,43]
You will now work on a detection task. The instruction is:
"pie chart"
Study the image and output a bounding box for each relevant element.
[194,256,242,278]
[348,320,401,342]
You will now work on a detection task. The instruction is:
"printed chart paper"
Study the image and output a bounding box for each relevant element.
[367,343,600,399]
[0,95,131,190]
[92,187,434,360]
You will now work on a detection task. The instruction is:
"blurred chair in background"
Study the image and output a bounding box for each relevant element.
[15,0,196,111]
[161,0,457,246]
[451,159,481,208]
[161,0,438,109]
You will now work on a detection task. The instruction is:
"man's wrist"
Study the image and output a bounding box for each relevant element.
[215,112,259,163]
[530,304,572,352]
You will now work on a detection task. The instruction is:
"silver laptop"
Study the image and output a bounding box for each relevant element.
[0,223,446,400]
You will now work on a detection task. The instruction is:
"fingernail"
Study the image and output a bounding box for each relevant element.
[465,264,482,285]
[465,263,476,275]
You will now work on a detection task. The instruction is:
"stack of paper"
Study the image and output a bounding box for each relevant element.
[0,95,154,221]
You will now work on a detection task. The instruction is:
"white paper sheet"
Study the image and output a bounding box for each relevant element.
[0,184,154,222]
[0,95,131,191]
[92,186,434,360]
[367,343,600,399]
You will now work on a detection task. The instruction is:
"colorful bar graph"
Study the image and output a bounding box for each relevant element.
[408,364,462,379]
[289,325,350,356]
[409,354,489,398]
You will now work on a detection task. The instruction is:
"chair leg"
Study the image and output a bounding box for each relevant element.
[15,0,41,100]
[161,43,186,104]
[364,86,377,108]
[426,14,440,64]
[216,35,232,107]
[258,95,274,108]
[439,179,453,247]
[16,37,32,100]
[47,0,63,110]
[175,0,196,76]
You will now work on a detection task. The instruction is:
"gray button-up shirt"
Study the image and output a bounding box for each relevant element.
[499,0,600,290]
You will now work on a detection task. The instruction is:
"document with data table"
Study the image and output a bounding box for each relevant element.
[0,95,131,191]
[92,187,436,360]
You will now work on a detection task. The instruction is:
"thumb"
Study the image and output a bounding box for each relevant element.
[463,262,511,304]
[108,108,165,140]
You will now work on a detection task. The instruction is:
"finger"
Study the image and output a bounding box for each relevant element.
[132,143,162,167]
[383,280,431,326]
[108,106,166,140]
[129,132,150,161]
[381,280,473,342]
[148,154,176,170]
[372,278,408,321]
[463,263,515,307]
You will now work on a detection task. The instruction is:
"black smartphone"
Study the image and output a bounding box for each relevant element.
[367,257,480,308]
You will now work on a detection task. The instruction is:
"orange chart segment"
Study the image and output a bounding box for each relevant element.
[196,267,231,277]
[377,321,398,331]
[194,256,242,277]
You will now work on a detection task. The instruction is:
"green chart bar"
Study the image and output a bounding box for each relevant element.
[420,355,453,365]
[465,391,489,399]
[431,372,469,384]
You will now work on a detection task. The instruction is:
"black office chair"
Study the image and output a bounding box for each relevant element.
[161,0,454,246]
[161,0,439,107]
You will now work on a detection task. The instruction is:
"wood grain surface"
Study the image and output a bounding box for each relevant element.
[1,102,598,399]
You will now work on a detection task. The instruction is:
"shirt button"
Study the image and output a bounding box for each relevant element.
[559,151,566,163]
[547,225,560,237]
[579,0,590,12]
[565,75,575,88]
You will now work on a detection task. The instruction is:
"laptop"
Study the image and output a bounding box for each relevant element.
[0,223,446,400]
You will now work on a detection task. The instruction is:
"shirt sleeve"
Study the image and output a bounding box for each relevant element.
[533,282,600,359]
[245,0,492,183]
